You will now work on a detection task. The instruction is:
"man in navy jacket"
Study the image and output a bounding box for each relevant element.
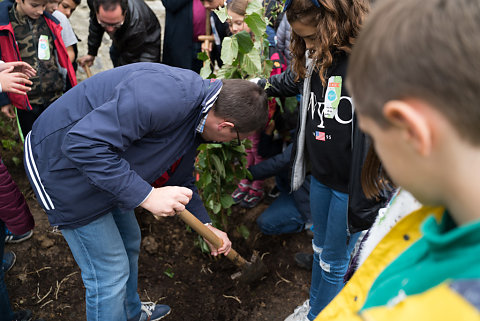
[24,62,268,321]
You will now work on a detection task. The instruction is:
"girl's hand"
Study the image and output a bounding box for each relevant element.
[0,61,36,78]
[0,67,33,95]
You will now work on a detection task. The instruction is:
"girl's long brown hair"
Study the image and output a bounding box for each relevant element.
[286,0,369,85]
[361,145,394,199]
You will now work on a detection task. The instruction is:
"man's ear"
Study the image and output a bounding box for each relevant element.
[218,121,235,131]
[383,100,432,156]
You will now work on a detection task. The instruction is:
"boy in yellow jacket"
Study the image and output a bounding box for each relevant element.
[316,0,480,320]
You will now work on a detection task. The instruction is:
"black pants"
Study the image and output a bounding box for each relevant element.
[17,103,48,138]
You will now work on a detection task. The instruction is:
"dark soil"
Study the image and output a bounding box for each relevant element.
[2,142,313,321]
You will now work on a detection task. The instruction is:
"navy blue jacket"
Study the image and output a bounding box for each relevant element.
[24,63,222,229]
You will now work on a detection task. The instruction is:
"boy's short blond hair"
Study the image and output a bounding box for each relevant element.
[348,0,480,146]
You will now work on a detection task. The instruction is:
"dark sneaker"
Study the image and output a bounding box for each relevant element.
[12,309,32,321]
[240,188,264,208]
[267,186,280,199]
[232,183,250,204]
[5,228,33,244]
[128,302,171,321]
[294,252,313,270]
[3,251,16,273]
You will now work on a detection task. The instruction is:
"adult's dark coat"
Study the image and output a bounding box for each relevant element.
[87,0,161,66]
[161,0,195,70]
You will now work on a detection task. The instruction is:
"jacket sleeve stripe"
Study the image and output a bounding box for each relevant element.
[24,132,55,211]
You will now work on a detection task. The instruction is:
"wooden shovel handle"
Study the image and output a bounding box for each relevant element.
[83,64,93,78]
[198,35,215,42]
[177,209,247,268]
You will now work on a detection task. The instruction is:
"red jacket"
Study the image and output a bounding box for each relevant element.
[0,2,77,110]
[0,156,34,234]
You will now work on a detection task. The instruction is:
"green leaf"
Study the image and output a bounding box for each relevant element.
[246,169,253,180]
[164,267,174,278]
[246,0,264,16]
[212,202,221,214]
[242,49,262,76]
[195,235,211,254]
[285,96,299,113]
[213,5,229,23]
[235,31,254,54]
[200,63,212,79]
[197,51,209,62]
[237,224,250,240]
[210,154,226,178]
[197,171,212,187]
[244,12,266,39]
[220,194,235,209]
[11,156,21,167]
[263,59,274,77]
[221,37,239,66]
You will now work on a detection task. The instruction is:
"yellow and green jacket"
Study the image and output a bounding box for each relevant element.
[315,205,480,321]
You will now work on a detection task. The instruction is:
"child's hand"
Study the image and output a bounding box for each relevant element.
[1,104,16,119]
[0,67,33,95]
[0,61,36,78]
[201,41,213,53]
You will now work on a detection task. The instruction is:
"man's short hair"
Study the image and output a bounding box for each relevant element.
[93,0,127,14]
[348,0,480,146]
[213,79,268,134]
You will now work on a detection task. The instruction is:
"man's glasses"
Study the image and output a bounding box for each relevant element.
[97,18,124,29]
[231,127,242,146]
[283,0,321,12]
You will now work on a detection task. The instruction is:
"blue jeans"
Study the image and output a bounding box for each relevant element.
[257,174,310,235]
[256,193,305,235]
[0,221,14,321]
[307,177,359,320]
[61,208,142,321]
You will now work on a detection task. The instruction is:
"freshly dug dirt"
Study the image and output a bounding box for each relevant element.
[3,147,313,321]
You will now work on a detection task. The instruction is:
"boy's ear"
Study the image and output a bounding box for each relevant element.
[383,100,432,156]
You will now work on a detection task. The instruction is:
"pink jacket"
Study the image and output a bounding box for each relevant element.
[0,156,34,234]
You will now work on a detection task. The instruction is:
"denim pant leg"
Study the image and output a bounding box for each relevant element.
[256,192,305,235]
[61,208,142,321]
[308,178,359,320]
[0,220,13,321]
[112,208,142,318]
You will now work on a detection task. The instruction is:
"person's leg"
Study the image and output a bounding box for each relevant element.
[109,45,120,67]
[191,42,203,74]
[308,177,332,313]
[110,208,142,320]
[256,193,305,235]
[307,184,360,320]
[16,104,45,140]
[61,210,141,321]
[0,220,14,321]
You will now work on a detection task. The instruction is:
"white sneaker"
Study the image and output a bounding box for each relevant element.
[284,300,310,321]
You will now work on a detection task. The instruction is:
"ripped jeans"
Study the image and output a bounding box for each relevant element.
[307,177,359,320]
